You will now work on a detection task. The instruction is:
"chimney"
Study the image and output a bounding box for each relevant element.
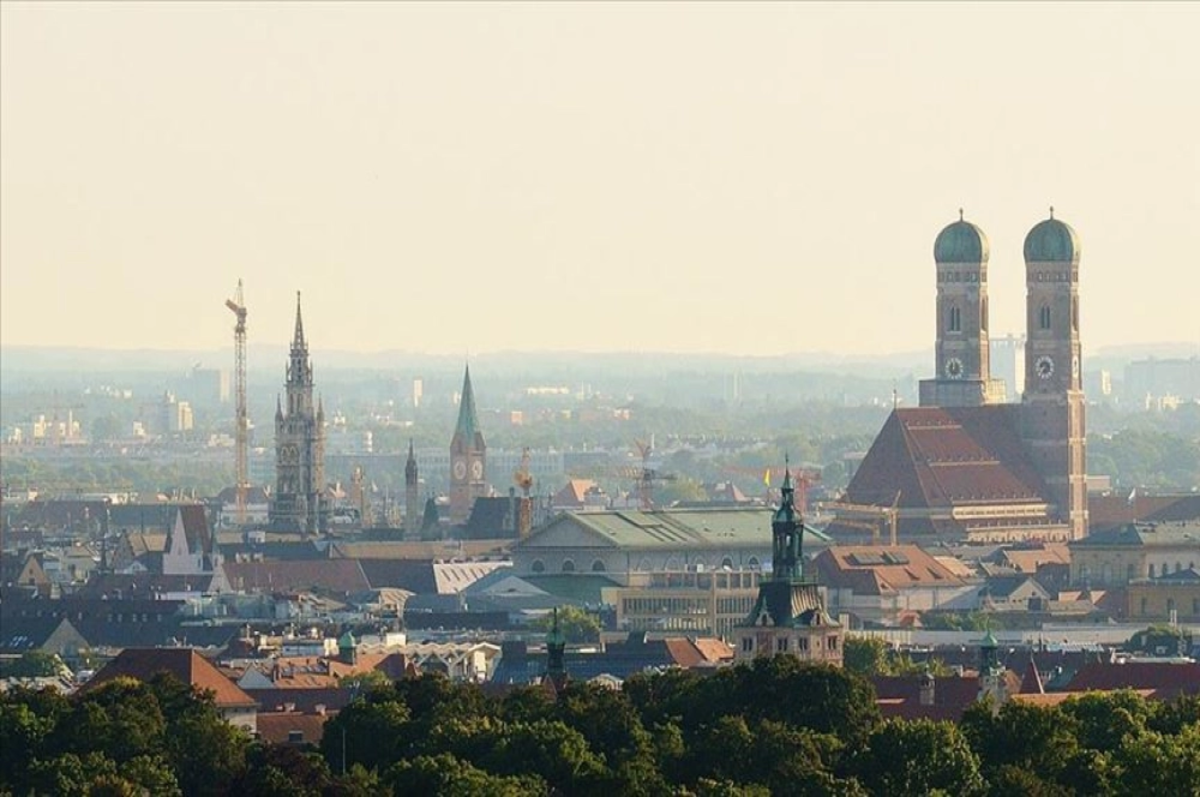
[919,672,935,706]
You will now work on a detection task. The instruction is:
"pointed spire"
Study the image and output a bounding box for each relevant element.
[276,394,283,420]
[293,291,306,349]
[454,364,482,445]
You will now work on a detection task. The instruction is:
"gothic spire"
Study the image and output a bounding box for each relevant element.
[454,364,482,445]
[292,291,306,351]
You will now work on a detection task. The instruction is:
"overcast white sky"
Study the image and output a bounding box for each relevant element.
[2,3,1198,356]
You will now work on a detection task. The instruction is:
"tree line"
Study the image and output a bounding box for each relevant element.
[3,656,1198,796]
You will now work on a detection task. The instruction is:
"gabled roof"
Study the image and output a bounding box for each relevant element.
[814,545,967,591]
[1019,656,1045,694]
[1066,662,1200,698]
[1073,521,1200,548]
[463,497,518,539]
[255,711,329,745]
[167,505,215,557]
[82,647,257,708]
[844,406,1051,511]
[553,479,597,507]
[224,560,370,594]
[521,507,829,551]
[0,617,80,654]
[1089,494,1200,529]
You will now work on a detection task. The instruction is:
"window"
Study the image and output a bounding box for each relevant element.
[948,306,962,333]
[1149,564,1156,578]
[829,636,839,650]
[1072,297,1079,331]
[721,557,734,570]
[531,559,545,574]
[798,637,809,651]
[1141,597,1148,615]
[561,559,576,573]
[1039,305,1051,330]
[591,560,606,573]
[1167,599,1176,615]
[777,637,789,652]
[1127,564,1135,582]
[742,638,753,653]
[982,297,989,331]
[747,557,760,570]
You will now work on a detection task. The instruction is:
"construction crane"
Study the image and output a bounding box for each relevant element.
[224,280,249,526]
[825,492,902,546]
[632,438,677,511]
[513,447,534,537]
[722,465,822,514]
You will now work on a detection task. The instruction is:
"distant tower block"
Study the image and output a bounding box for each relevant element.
[1020,210,1088,540]
[920,211,1006,408]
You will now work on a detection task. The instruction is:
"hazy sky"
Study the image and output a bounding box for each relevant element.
[3,3,1198,357]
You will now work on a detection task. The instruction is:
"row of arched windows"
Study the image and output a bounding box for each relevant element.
[529,556,762,574]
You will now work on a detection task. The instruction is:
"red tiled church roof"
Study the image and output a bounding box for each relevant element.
[82,647,257,708]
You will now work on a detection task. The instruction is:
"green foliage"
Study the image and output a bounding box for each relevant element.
[531,605,602,644]
[853,718,984,796]
[843,636,951,677]
[6,661,1200,796]
[0,650,69,679]
[1127,624,1192,656]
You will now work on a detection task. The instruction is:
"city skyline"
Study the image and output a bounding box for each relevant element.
[3,4,1198,356]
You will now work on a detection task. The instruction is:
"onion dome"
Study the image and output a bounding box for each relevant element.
[934,210,989,264]
[1024,209,1080,263]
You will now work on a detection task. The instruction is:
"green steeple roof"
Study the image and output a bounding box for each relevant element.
[454,365,483,445]
[934,212,989,264]
[1024,211,1080,263]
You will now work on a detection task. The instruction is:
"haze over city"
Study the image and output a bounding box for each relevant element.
[2,3,1198,356]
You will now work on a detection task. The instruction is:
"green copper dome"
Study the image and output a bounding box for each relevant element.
[1024,215,1080,263]
[934,217,989,264]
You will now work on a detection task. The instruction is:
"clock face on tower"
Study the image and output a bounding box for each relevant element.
[453,460,467,480]
[1036,355,1055,380]
[945,357,964,380]
[471,460,484,480]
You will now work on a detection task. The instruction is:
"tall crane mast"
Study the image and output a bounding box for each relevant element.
[225,280,249,526]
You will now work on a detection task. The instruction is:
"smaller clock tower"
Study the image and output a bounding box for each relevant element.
[449,365,487,524]
[1021,210,1087,539]
[919,211,1006,408]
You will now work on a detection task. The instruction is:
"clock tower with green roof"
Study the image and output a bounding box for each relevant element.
[449,365,488,524]
[734,464,842,665]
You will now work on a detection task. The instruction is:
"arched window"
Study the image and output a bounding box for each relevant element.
[531,559,545,574]
[1100,563,1112,584]
[561,559,576,573]
[981,297,989,331]
[1039,305,1051,330]
[948,306,962,333]
[1072,297,1079,331]
[591,559,606,573]
[1149,564,1156,578]
[721,557,734,570]
[1126,564,1135,582]
[747,557,760,571]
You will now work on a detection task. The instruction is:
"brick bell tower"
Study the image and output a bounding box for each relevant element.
[920,210,1006,407]
[1020,209,1087,539]
[448,365,487,524]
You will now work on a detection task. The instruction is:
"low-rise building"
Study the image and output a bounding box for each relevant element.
[1070,521,1200,586]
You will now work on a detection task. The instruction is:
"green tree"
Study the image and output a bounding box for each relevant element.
[384,752,548,797]
[961,699,1080,784]
[320,690,412,773]
[853,718,984,796]
[1,650,68,678]
[147,673,246,796]
[1112,723,1200,795]
[532,605,601,644]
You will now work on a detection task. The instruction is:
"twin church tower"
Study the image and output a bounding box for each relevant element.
[916,210,1087,539]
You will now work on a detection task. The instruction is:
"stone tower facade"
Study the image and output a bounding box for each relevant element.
[270,293,328,535]
[734,466,842,665]
[920,212,1006,407]
[404,440,420,539]
[1020,212,1088,539]
[449,365,487,524]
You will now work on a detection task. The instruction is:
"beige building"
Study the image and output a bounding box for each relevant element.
[602,569,762,640]
[1070,521,1200,586]
[1127,569,1200,623]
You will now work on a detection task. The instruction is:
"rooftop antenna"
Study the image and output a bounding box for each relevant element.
[1049,205,1055,219]
[958,207,964,221]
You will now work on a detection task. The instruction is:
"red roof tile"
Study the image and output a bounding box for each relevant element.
[82,647,256,708]
[255,711,329,745]
[1066,662,1200,698]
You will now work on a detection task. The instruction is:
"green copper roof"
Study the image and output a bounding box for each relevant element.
[934,216,989,264]
[454,365,483,445]
[525,508,831,551]
[1024,215,1080,263]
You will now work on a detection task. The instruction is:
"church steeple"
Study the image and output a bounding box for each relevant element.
[455,365,482,447]
[771,460,804,582]
[292,291,306,350]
